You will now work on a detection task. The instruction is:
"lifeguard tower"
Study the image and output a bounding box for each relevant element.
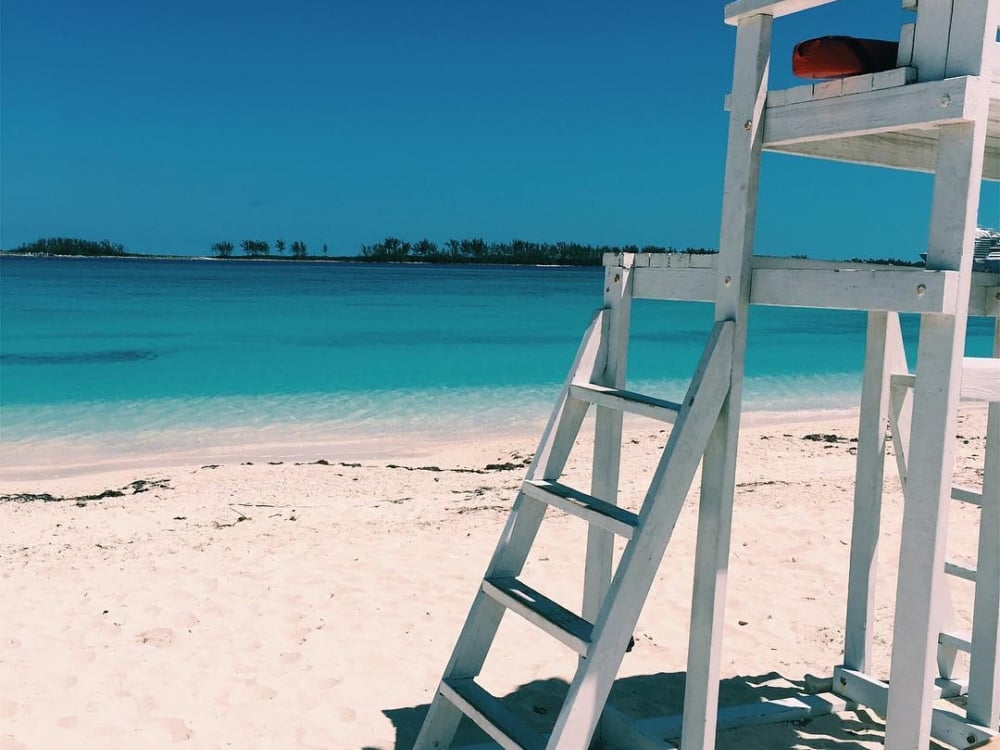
[414,1,1000,747]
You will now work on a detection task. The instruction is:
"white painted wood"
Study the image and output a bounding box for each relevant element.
[521,480,638,539]
[967,323,1000,729]
[481,577,592,656]
[885,120,988,750]
[568,383,681,423]
[889,379,914,491]
[945,0,1000,78]
[835,667,997,747]
[844,312,907,672]
[766,67,914,104]
[750,267,962,314]
[980,282,1000,316]
[544,321,735,749]
[439,678,546,750]
[633,693,848,739]
[619,255,1000,314]
[944,561,978,581]
[962,356,1000,401]
[724,0,835,24]
[598,704,678,750]
[584,262,632,636]
[632,267,716,302]
[954,484,985,505]
[683,13,771,750]
[911,0,956,82]
[763,76,983,148]
[898,23,915,67]
[939,629,973,653]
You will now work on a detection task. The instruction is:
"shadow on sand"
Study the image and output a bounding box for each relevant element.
[375,670,919,750]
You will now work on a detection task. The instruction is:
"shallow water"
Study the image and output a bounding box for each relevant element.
[1,255,994,476]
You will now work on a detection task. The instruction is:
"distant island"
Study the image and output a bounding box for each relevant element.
[5,238,132,257]
[3,235,928,268]
[5,236,718,266]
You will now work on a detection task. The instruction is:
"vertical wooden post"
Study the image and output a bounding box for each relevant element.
[584,259,633,622]
[844,312,907,672]
[967,320,1000,729]
[681,12,770,749]
[884,120,987,750]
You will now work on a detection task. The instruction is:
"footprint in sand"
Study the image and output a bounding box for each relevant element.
[136,627,176,647]
[155,717,193,742]
[0,699,18,718]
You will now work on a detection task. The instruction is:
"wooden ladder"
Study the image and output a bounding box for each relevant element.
[413,263,737,750]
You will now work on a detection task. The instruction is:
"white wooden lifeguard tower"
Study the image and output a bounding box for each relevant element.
[414,1,1000,748]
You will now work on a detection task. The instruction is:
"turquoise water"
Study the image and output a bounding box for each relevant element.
[1,255,995,475]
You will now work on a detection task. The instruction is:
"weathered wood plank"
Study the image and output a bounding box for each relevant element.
[682,12,771,750]
[724,0,835,24]
[482,577,593,656]
[440,678,546,750]
[569,383,681,423]
[911,0,956,82]
[766,67,915,109]
[750,267,962,313]
[584,262,632,631]
[944,561,978,582]
[763,76,984,148]
[634,692,848,739]
[945,0,1000,78]
[968,323,1000,729]
[845,312,906,672]
[522,479,638,539]
[835,668,996,747]
[938,630,973,653]
[961,357,1000,401]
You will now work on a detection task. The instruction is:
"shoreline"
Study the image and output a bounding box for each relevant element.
[0,405,865,487]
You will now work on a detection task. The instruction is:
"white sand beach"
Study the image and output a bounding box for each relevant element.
[0,407,989,749]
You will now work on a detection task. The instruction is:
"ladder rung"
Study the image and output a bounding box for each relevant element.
[952,485,983,506]
[944,561,977,582]
[482,576,593,656]
[569,383,681,423]
[522,479,638,539]
[939,631,972,653]
[439,677,546,750]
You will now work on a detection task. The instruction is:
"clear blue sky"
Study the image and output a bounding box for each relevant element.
[3,0,998,258]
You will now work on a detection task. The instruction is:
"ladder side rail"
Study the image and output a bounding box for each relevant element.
[543,320,735,749]
[528,310,608,484]
[683,12,771,750]
[413,312,607,750]
[584,263,635,624]
[843,311,907,673]
[884,119,988,750]
[967,319,1000,729]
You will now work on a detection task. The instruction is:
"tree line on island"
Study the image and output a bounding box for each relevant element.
[4,236,923,267]
[212,236,716,265]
